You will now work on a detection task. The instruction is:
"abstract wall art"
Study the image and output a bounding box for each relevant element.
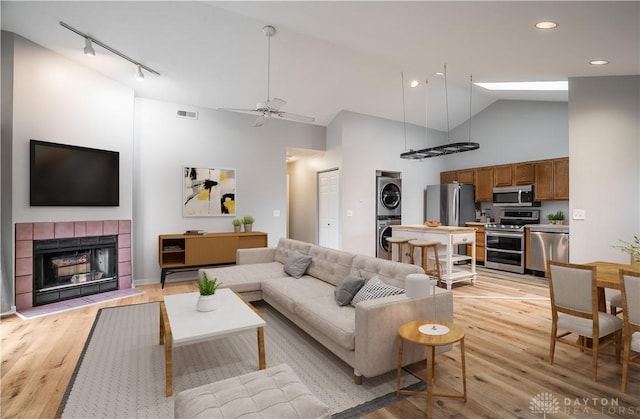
[183,167,236,216]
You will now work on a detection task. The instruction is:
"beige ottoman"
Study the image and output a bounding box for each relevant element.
[174,364,331,419]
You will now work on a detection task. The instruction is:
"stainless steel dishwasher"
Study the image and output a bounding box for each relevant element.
[529,227,569,272]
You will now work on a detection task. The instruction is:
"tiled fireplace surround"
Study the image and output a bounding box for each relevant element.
[15,220,132,311]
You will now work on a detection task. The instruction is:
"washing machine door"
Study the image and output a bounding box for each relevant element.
[378,223,395,256]
[380,182,401,210]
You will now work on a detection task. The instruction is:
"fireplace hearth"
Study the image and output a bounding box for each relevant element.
[33,235,118,306]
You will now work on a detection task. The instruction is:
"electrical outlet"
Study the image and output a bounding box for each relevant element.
[572,209,586,220]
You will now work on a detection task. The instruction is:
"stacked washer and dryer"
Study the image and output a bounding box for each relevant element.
[376,174,402,259]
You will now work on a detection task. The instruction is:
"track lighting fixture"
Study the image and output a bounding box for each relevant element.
[135,65,145,81]
[83,38,95,56]
[60,21,160,80]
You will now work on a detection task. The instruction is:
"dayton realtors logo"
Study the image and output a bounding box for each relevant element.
[530,392,560,418]
[530,392,638,417]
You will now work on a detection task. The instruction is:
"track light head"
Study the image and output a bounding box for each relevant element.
[135,65,145,81]
[83,38,95,56]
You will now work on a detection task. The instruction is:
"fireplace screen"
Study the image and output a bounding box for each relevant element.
[33,235,118,305]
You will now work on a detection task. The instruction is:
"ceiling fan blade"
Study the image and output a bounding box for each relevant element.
[253,115,266,127]
[276,111,315,124]
[268,97,287,110]
[219,107,260,113]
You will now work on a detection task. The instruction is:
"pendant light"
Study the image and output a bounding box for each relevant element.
[401,65,479,159]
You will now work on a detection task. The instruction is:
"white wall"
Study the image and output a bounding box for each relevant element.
[325,111,446,255]
[1,33,135,312]
[133,98,326,282]
[569,75,640,263]
[446,100,569,169]
[10,34,135,224]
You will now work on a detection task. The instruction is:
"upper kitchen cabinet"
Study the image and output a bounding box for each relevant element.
[534,158,569,200]
[513,163,535,185]
[553,158,569,200]
[440,169,474,185]
[493,164,514,187]
[440,157,569,203]
[474,167,494,202]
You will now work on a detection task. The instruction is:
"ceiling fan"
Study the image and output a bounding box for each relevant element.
[220,25,315,127]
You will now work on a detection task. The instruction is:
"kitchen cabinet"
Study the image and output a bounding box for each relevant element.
[440,169,474,185]
[466,223,485,263]
[514,163,535,185]
[474,167,494,202]
[456,169,475,185]
[534,158,568,200]
[493,165,513,187]
[534,160,554,200]
[440,171,457,184]
[553,158,569,200]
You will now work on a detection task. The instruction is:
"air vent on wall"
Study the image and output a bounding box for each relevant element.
[176,110,198,120]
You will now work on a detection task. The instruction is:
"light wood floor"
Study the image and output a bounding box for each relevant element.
[1,268,638,418]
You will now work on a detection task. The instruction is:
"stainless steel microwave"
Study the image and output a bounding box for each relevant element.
[492,185,539,207]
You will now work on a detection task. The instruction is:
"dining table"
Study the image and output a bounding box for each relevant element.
[586,261,640,311]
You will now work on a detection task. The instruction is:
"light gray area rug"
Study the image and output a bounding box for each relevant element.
[61,301,420,418]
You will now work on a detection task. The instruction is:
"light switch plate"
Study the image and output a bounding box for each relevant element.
[346,210,353,217]
[572,209,586,220]
[273,210,280,217]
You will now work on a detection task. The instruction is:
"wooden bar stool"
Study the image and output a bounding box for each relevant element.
[386,237,412,262]
[408,240,442,286]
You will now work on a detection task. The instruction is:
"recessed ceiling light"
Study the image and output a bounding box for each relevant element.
[589,60,609,65]
[535,21,558,30]
[434,71,445,76]
[410,80,420,88]
[475,81,568,91]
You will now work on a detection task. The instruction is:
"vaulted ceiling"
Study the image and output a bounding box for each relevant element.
[2,1,638,132]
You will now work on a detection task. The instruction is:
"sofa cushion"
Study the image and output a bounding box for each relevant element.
[334,271,365,306]
[306,246,355,287]
[295,295,356,351]
[199,262,286,293]
[262,276,336,313]
[284,250,312,278]
[351,255,424,288]
[274,238,313,265]
[351,276,405,306]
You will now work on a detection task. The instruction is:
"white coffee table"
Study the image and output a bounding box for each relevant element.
[159,288,266,396]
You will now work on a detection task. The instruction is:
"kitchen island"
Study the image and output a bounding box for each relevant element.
[392,225,477,290]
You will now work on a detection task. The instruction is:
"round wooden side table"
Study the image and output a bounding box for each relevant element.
[396,319,467,418]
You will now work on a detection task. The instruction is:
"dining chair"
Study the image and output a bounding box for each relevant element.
[547,260,623,381]
[620,269,640,393]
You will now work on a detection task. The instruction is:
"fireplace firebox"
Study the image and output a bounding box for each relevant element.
[33,235,118,306]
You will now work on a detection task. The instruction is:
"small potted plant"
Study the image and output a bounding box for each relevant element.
[232,218,242,233]
[614,235,640,267]
[195,272,220,312]
[547,210,565,225]
[242,215,255,232]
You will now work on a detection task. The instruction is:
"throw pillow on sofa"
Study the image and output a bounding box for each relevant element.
[284,250,312,278]
[334,271,365,306]
[350,275,405,306]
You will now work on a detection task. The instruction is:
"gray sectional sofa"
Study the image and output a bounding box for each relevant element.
[198,237,453,383]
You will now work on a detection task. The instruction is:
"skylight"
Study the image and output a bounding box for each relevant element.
[474,81,568,91]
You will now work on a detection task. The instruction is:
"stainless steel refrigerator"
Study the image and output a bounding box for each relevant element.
[424,184,476,226]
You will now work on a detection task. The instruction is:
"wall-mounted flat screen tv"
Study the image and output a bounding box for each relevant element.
[30,139,119,206]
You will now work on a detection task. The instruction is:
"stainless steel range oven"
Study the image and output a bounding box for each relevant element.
[485,209,540,274]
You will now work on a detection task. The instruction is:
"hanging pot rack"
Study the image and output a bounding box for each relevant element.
[400,66,479,160]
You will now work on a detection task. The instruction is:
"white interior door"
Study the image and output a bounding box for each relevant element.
[318,169,340,249]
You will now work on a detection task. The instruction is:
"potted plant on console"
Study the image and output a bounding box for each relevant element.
[232,218,242,233]
[242,215,255,232]
[195,272,220,312]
